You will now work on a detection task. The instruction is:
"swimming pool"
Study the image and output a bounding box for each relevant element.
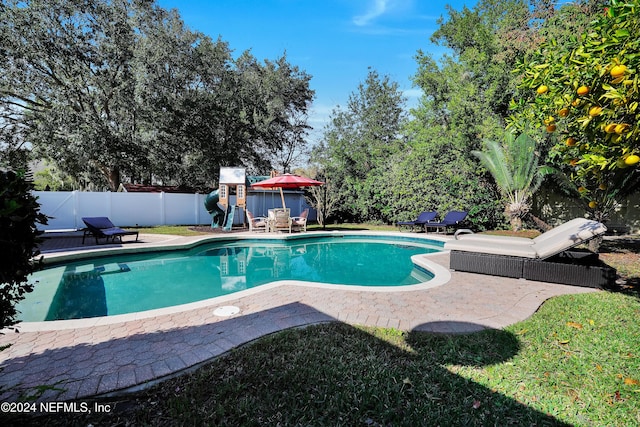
[18,234,444,322]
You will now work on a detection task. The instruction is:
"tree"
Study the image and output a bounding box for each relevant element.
[0,169,48,329]
[472,133,554,230]
[1,0,150,189]
[303,146,342,227]
[1,0,314,190]
[512,0,640,222]
[319,69,406,222]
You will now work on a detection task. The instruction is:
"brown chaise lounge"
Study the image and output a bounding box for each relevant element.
[444,218,616,288]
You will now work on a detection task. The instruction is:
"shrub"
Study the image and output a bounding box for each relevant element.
[0,169,48,329]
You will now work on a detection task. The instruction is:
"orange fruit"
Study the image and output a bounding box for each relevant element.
[599,183,608,190]
[625,154,640,166]
[558,108,569,117]
[588,106,602,116]
[577,86,590,96]
[566,137,577,146]
[571,99,581,107]
[546,124,557,132]
[578,186,586,193]
[615,123,630,134]
[588,201,598,209]
[610,64,627,78]
[537,85,549,94]
[604,123,618,133]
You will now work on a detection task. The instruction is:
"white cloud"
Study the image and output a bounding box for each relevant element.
[403,88,423,99]
[353,0,389,26]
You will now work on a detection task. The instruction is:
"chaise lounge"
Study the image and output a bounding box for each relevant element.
[82,217,139,245]
[444,218,615,288]
[424,210,468,233]
[397,211,438,232]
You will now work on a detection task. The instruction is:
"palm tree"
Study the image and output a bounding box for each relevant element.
[472,133,554,231]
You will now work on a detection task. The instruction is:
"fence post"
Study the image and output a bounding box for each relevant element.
[160,192,166,225]
[195,193,200,225]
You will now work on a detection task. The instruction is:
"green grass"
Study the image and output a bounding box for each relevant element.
[136,225,208,236]
[308,222,399,232]
[30,296,639,426]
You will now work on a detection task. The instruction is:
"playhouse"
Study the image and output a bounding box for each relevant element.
[204,167,246,231]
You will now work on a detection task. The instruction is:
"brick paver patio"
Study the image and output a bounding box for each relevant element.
[0,232,596,402]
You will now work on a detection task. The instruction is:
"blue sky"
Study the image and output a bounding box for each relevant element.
[156,0,478,141]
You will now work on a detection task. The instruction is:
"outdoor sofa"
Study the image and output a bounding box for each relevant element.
[444,218,615,288]
[82,217,139,245]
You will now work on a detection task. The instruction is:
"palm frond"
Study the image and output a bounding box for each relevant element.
[472,140,514,197]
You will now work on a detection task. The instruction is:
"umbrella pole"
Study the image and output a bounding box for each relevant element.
[279,188,286,209]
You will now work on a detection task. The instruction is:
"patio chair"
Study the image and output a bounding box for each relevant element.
[424,210,468,233]
[268,208,292,233]
[246,210,267,232]
[444,218,615,287]
[81,217,139,245]
[291,208,309,232]
[396,211,438,232]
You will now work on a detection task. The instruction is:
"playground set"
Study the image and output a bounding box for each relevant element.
[204,167,247,231]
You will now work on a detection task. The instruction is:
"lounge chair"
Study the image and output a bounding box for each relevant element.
[82,217,139,245]
[397,211,438,232]
[292,208,309,232]
[444,218,615,287]
[424,210,468,233]
[246,210,267,232]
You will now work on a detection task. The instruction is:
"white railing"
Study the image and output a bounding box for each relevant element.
[33,190,313,231]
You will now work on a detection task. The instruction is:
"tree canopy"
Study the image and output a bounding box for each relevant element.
[311,0,611,229]
[0,0,314,190]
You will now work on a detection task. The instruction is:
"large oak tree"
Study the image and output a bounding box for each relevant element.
[1,0,313,190]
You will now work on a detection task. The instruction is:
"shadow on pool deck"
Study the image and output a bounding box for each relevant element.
[0,232,597,403]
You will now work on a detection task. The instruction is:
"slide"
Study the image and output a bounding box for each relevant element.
[204,190,225,228]
[223,205,235,231]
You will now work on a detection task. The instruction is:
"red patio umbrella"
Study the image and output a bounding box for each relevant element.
[250,173,324,208]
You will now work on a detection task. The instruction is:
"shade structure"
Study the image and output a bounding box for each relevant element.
[250,173,324,208]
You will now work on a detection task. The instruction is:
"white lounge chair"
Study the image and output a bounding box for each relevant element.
[444,218,614,287]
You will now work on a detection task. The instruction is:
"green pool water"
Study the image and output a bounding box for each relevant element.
[18,236,443,322]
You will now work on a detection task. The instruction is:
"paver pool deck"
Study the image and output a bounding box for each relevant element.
[0,231,596,403]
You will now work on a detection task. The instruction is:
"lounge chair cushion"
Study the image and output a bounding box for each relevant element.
[456,218,599,245]
[447,240,539,258]
[445,218,606,260]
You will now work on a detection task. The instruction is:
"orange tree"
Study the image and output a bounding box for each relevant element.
[511,0,639,222]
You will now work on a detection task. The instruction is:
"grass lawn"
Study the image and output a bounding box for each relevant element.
[15,225,640,426]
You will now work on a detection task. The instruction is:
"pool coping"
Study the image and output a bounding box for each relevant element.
[16,231,452,331]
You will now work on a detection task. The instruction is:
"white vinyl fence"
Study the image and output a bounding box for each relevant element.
[34,190,313,231]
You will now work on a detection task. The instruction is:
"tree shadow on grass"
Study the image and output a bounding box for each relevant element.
[118,326,564,425]
[2,311,570,426]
